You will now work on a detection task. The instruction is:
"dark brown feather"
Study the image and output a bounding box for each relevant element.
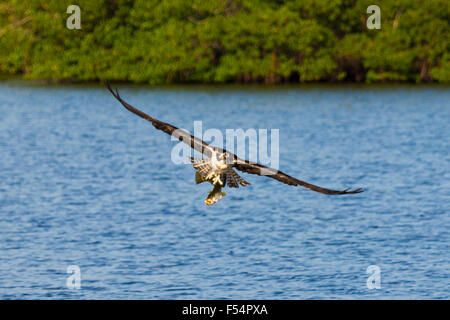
[107,82,215,157]
[234,160,363,195]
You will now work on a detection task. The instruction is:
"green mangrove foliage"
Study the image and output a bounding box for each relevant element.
[0,0,448,84]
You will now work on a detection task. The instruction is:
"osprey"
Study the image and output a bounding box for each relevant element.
[107,84,363,205]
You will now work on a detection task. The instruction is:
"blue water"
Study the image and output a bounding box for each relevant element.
[0,82,448,299]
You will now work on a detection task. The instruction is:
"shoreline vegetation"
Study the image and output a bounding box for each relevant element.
[0,0,449,85]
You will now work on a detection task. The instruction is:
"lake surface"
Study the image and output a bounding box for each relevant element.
[0,82,448,299]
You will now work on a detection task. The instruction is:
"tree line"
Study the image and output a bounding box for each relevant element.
[0,0,448,84]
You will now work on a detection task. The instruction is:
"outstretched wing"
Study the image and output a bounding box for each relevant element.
[107,83,217,158]
[233,159,363,195]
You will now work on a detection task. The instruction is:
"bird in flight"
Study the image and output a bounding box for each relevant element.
[107,83,363,205]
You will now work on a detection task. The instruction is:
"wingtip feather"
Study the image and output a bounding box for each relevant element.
[346,187,363,194]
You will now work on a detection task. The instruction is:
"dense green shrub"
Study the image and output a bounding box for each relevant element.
[0,0,448,83]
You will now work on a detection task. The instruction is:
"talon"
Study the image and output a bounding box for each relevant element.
[213,176,223,185]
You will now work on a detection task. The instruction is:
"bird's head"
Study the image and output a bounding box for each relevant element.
[216,152,229,168]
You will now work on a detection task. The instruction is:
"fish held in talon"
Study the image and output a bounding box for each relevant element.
[205,184,226,206]
[196,172,226,205]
